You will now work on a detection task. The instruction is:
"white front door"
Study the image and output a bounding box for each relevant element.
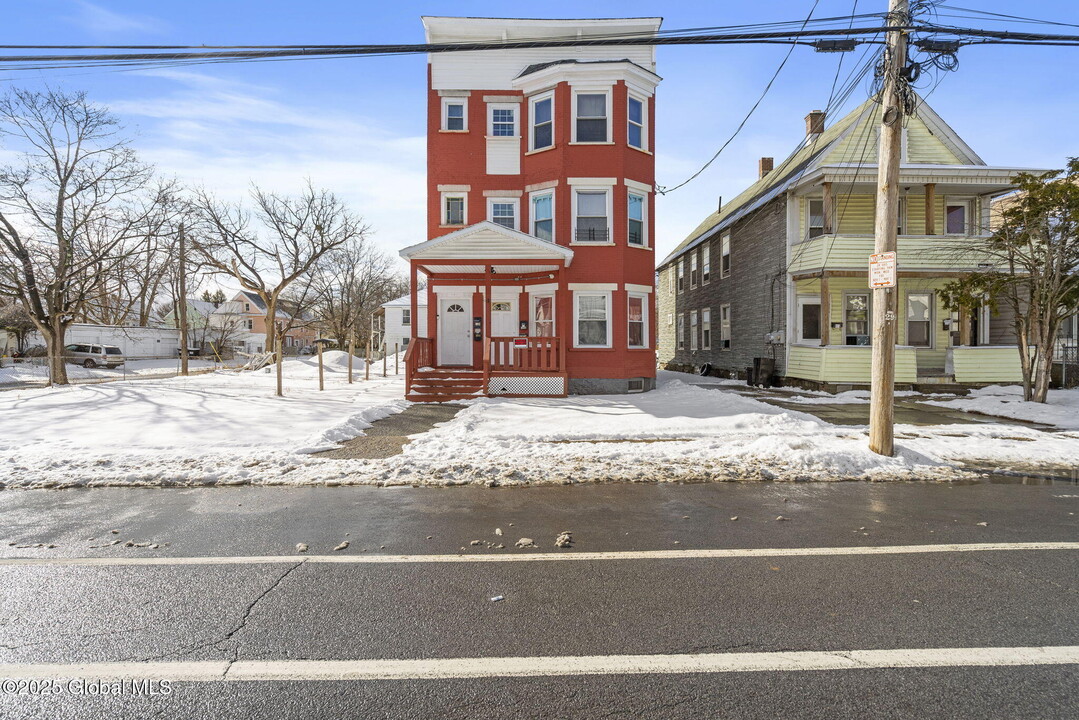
[438,298,472,365]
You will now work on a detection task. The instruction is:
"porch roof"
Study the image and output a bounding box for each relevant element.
[400,222,574,275]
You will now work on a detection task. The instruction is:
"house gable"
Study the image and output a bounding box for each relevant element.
[400,221,574,264]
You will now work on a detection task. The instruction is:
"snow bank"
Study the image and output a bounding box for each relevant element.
[2,367,1077,489]
[923,385,1079,430]
[0,358,224,385]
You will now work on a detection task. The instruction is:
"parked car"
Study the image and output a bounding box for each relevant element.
[64,344,125,369]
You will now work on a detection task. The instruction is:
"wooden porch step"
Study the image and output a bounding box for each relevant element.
[407,391,482,402]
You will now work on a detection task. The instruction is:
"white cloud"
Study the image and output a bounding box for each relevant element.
[110,70,427,264]
[67,1,163,35]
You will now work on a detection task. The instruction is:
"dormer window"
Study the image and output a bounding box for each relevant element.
[574,92,608,143]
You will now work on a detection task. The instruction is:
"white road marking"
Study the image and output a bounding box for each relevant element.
[0,542,1076,568]
[1,647,1076,682]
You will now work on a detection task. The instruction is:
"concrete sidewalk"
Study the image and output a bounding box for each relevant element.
[315,403,466,459]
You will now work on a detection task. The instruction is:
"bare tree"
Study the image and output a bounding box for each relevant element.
[942,159,1079,402]
[309,236,407,350]
[0,88,155,384]
[0,297,36,353]
[193,181,368,395]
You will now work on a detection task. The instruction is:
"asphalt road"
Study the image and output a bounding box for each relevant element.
[0,481,1076,719]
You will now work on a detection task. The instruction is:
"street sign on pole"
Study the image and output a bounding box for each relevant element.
[869,251,897,288]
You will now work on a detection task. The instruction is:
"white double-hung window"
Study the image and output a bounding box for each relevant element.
[531,192,554,242]
[442,98,467,131]
[690,310,699,351]
[627,95,646,150]
[627,192,646,246]
[574,92,609,143]
[530,93,554,150]
[574,189,609,243]
[489,104,517,137]
[627,293,648,348]
[442,194,466,226]
[488,198,518,230]
[574,292,611,348]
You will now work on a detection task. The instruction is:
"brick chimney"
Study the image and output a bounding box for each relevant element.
[758,157,774,180]
[805,109,826,136]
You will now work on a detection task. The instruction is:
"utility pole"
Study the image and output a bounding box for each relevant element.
[868,0,909,456]
[177,222,190,377]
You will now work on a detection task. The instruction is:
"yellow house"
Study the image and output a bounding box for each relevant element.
[657,97,1053,390]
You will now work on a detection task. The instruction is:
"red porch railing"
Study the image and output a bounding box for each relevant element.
[403,337,433,394]
[488,336,562,373]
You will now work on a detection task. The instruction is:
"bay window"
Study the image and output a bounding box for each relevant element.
[628,192,645,246]
[906,293,932,347]
[808,199,826,238]
[574,92,608,143]
[574,292,611,348]
[531,192,554,241]
[530,94,553,150]
[627,294,647,348]
[845,293,870,345]
[574,190,609,242]
[627,95,645,149]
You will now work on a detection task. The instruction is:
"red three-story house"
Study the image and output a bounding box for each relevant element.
[400,16,662,400]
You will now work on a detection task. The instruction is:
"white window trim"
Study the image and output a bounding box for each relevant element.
[702,241,711,284]
[677,260,685,293]
[719,304,732,351]
[571,187,613,245]
[906,291,935,349]
[530,293,555,336]
[401,308,411,327]
[441,191,468,226]
[795,295,822,346]
[720,233,732,279]
[627,93,647,151]
[487,197,520,231]
[528,189,555,243]
[843,291,872,346]
[573,291,613,349]
[487,103,519,139]
[897,196,908,236]
[690,250,699,288]
[944,197,975,236]
[689,310,699,352]
[528,91,555,152]
[627,190,648,248]
[570,88,613,144]
[441,97,467,132]
[627,291,649,349]
[677,313,685,350]
[701,307,712,350]
[807,198,826,239]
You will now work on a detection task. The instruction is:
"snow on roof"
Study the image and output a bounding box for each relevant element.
[383,288,427,308]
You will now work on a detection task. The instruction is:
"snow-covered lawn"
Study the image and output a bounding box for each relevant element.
[2,365,1077,489]
[0,357,226,385]
[923,385,1079,431]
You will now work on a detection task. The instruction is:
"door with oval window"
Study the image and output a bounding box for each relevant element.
[438,298,472,366]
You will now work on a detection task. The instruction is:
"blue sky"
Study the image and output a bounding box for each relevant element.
[6,1,1078,263]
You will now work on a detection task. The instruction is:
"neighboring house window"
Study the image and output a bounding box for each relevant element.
[574,292,611,348]
[702,242,711,284]
[720,304,731,350]
[244,303,251,312]
[667,312,673,326]
[677,260,684,292]
[627,95,645,150]
[490,105,516,137]
[245,319,253,330]
[489,199,518,230]
[401,309,411,326]
[402,337,410,347]
[627,293,647,348]
[443,194,466,225]
[690,310,698,351]
[845,293,870,345]
[668,268,674,294]
[531,192,554,242]
[574,190,609,242]
[702,308,712,350]
[720,233,731,278]
[442,99,466,131]
[907,293,933,347]
[946,200,970,234]
[677,314,685,349]
[627,192,646,246]
[533,295,554,336]
[530,93,553,150]
[690,251,699,288]
[808,199,826,238]
[574,92,608,143]
[897,197,907,236]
